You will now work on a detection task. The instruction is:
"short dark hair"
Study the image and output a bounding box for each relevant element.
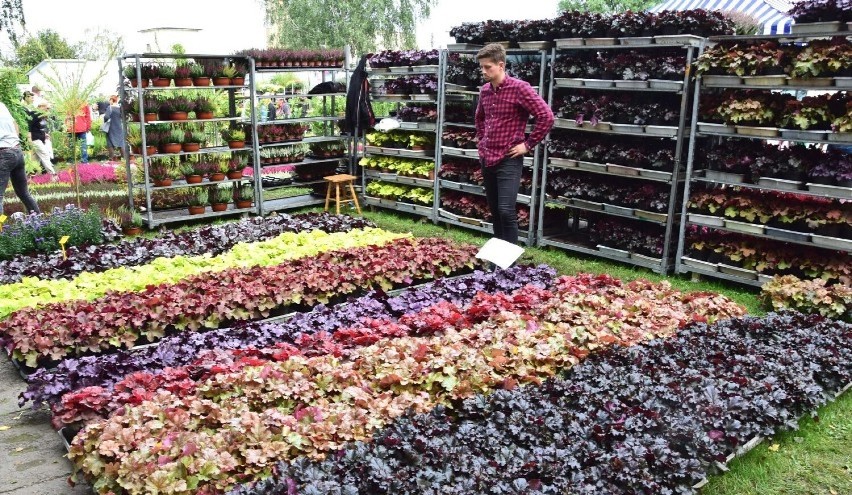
[22,91,33,99]
[476,43,506,64]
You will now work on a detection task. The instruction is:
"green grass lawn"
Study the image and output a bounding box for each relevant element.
[353,207,851,495]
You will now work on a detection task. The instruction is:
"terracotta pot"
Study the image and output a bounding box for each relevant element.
[212,77,230,86]
[130,145,141,154]
[209,172,226,182]
[185,175,203,184]
[182,143,200,152]
[153,178,172,187]
[174,78,193,87]
[227,140,245,149]
[160,143,181,153]
[161,143,182,154]
[130,79,149,88]
[211,203,228,212]
[170,111,189,121]
[152,78,171,87]
[188,205,205,215]
[196,111,214,120]
[231,77,245,86]
[129,113,140,122]
[235,200,253,209]
[122,227,142,236]
[146,145,158,156]
[144,112,158,122]
[226,171,243,180]
[193,77,211,87]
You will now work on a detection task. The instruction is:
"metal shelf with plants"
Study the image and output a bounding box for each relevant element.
[436,46,548,246]
[359,49,443,220]
[119,53,257,228]
[237,48,351,215]
[536,36,701,274]
[675,31,852,288]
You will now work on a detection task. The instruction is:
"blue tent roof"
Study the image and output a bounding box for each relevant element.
[649,0,794,34]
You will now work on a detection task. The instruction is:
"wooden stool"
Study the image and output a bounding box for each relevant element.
[323,174,361,215]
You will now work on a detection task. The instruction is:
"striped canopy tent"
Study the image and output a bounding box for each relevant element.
[648,0,795,35]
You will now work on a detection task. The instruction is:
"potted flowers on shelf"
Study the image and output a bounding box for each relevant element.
[126,125,142,155]
[169,96,194,121]
[123,65,147,87]
[231,61,247,85]
[142,96,160,122]
[173,64,193,86]
[181,161,203,184]
[117,205,144,235]
[227,153,248,179]
[188,188,208,215]
[210,161,228,182]
[211,186,232,212]
[221,127,246,149]
[149,157,175,186]
[235,183,254,209]
[189,63,208,86]
[194,96,215,119]
[160,129,184,154]
[213,64,231,86]
[154,65,175,86]
[182,130,205,152]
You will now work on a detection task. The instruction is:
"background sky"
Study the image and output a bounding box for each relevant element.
[18,0,560,55]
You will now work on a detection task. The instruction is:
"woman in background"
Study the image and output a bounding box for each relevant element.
[103,95,125,162]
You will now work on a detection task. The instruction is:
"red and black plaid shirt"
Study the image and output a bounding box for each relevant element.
[474,76,554,167]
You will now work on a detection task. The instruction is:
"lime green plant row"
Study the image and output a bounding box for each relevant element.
[0,228,408,319]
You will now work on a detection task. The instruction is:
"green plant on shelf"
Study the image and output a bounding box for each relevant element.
[221,127,246,142]
[184,130,206,145]
[168,129,186,144]
[218,160,231,174]
[126,125,142,149]
[236,183,254,201]
[403,186,434,205]
[229,153,249,172]
[365,180,408,200]
[179,162,197,177]
[408,133,435,149]
[221,64,237,79]
[194,96,215,114]
[149,157,177,180]
[157,65,176,80]
[188,63,204,78]
[190,188,209,206]
[123,65,137,79]
[215,186,233,204]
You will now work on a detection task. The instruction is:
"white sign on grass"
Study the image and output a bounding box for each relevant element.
[476,238,524,269]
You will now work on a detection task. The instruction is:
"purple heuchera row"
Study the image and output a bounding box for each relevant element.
[21,264,558,409]
[233,311,852,495]
[0,213,374,285]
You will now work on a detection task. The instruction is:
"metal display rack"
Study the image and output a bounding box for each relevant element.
[536,37,700,274]
[435,46,549,246]
[675,32,852,287]
[360,53,445,220]
[120,53,257,228]
[249,59,351,215]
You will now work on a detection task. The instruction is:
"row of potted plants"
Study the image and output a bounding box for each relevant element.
[233,312,846,495]
[365,181,434,205]
[442,128,478,149]
[124,60,247,88]
[698,140,852,186]
[68,271,743,494]
[0,213,373,285]
[234,48,345,68]
[148,154,249,186]
[555,91,682,126]
[366,130,435,151]
[360,155,436,179]
[439,159,534,194]
[688,187,851,237]
[129,126,246,154]
[546,169,671,213]
[696,38,852,79]
[685,226,850,283]
[548,132,677,172]
[702,90,852,132]
[377,74,439,95]
[260,144,307,164]
[253,123,309,144]
[790,0,852,24]
[124,95,217,121]
[394,103,438,123]
[588,215,665,258]
[449,9,733,44]
[368,49,439,68]
[555,50,686,81]
[445,53,544,88]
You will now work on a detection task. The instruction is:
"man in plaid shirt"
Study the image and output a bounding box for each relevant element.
[475,43,554,245]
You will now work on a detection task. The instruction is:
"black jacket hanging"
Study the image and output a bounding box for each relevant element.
[344,54,374,134]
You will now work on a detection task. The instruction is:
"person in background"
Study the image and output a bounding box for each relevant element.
[474,43,554,245]
[31,85,47,107]
[0,100,40,215]
[268,98,277,120]
[278,97,291,119]
[103,95,125,162]
[23,92,56,176]
[71,103,92,163]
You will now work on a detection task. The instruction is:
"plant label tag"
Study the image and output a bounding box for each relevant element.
[59,235,70,260]
[476,238,524,269]
[0,214,6,227]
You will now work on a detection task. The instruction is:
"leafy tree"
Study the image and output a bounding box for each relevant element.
[14,29,77,72]
[0,0,24,49]
[74,28,125,61]
[557,0,658,14]
[263,0,434,56]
